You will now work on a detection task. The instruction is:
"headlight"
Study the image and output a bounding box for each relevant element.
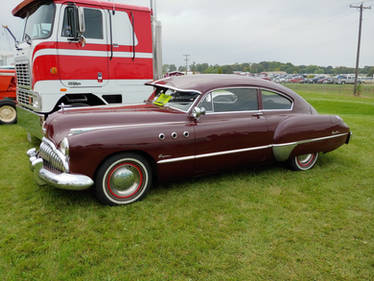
[59,137,69,157]
[33,92,42,111]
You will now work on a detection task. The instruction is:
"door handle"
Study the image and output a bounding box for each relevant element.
[252,112,264,118]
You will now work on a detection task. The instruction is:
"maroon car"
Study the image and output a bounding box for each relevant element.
[28,75,351,205]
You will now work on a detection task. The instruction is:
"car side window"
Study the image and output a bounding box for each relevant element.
[261,90,292,110]
[200,93,213,112]
[209,88,258,113]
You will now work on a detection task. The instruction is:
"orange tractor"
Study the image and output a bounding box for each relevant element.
[0,66,17,124]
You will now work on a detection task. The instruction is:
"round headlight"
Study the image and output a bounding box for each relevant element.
[59,137,69,156]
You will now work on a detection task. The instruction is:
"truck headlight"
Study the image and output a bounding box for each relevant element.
[59,137,69,157]
[33,92,42,111]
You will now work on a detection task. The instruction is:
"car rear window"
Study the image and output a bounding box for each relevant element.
[261,90,292,110]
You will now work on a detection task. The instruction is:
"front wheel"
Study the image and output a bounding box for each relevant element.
[0,102,17,124]
[95,153,152,206]
[289,153,319,171]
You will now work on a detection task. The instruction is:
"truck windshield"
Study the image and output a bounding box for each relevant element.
[23,2,55,40]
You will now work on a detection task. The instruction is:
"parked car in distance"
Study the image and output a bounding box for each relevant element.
[28,75,351,205]
[333,75,358,84]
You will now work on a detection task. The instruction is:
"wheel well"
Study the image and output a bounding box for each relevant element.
[0,98,16,106]
[93,150,157,182]
[52,94,106,113]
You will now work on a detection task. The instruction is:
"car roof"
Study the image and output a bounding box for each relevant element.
[147,74,299,97]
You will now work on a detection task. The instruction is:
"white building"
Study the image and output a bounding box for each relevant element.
[0,51,14,66]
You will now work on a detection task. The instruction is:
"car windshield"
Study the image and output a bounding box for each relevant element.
[151,88,200,112]
[23,2,55,40]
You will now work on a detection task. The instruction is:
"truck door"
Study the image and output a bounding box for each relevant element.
[108,9,154,104]
[57,4,109,88]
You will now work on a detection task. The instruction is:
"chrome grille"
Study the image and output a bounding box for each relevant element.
[39,139,67,173]
[17,87,33,106]
[15,63,31,87]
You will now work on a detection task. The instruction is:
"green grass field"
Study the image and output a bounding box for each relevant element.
[0,84,373,280]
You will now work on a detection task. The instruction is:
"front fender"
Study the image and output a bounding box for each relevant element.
[67,126,162,178]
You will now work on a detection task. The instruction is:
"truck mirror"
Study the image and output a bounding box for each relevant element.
[78,7,86,34]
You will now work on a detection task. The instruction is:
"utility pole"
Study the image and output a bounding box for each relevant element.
[350,3,371,96]
[183,54,190,75]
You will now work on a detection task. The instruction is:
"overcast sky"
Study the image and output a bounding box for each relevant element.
[1,0,373,68]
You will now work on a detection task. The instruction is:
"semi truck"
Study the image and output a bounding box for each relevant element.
[0,66,17,124]
[11,0,162,138]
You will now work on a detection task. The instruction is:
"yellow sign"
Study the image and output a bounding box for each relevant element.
[154,94,172,106]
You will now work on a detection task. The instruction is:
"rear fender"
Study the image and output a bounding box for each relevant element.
[272,114,349,161]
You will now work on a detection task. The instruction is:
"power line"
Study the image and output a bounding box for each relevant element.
[350,3,371,96]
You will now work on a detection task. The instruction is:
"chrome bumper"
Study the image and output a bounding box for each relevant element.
[27,148,94,191]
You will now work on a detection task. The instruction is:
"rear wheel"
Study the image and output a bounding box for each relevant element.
[289,153,319,171]
[95,153,152,206]
[0,102,17,124]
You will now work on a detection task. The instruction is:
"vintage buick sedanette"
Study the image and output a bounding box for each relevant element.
[27,75,351,205]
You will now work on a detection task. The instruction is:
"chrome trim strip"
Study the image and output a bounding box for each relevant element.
[0,73,15,76]
[157,132,349,164]
[272,132,349,148]
[62,103,145,112]
[158,145,273,164]
[148,83,203,95]
[69,122,187,136]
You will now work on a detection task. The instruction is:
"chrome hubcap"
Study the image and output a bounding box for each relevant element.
[297,154,313,165]
[0,105,16,123]
[109,164,141,197]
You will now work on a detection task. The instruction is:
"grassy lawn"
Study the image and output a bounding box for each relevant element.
[0,84,373,280]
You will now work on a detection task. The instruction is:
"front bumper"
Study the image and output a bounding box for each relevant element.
[27,148,94,191]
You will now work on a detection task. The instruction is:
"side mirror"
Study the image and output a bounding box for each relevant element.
[77,7,86,34]
[192,106,206,120]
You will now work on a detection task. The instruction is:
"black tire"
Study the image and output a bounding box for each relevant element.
[95,153,152,206]
[289,152,319,171]
[0,101,17,124]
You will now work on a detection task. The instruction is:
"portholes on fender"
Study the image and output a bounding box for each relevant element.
[159,133,165,140]
[183,131,190,138]
[171,132,178,139]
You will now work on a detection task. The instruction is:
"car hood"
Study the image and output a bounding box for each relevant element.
[45,103,187,145]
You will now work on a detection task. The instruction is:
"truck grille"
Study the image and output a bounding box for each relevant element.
[39,139,68,173]
[17,88,33,106]
[15,63,31,87]
[16,63,33,107]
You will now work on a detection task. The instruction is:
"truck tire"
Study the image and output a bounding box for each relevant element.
[0,100,17,125]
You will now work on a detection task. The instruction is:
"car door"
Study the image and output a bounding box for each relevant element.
[259,88,294,146]
[58,4,109,88]
[193,87,273,175]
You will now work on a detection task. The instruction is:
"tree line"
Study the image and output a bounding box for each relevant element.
[163,61,374,77]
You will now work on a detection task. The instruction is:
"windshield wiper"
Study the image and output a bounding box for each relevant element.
[2,25,21,50]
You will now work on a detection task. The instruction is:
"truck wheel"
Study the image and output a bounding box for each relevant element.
[289,153,319,171]
[95,153,152,206]
[0,101,17,124]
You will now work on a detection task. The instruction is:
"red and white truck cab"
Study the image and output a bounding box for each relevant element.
[12,0,162,138]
